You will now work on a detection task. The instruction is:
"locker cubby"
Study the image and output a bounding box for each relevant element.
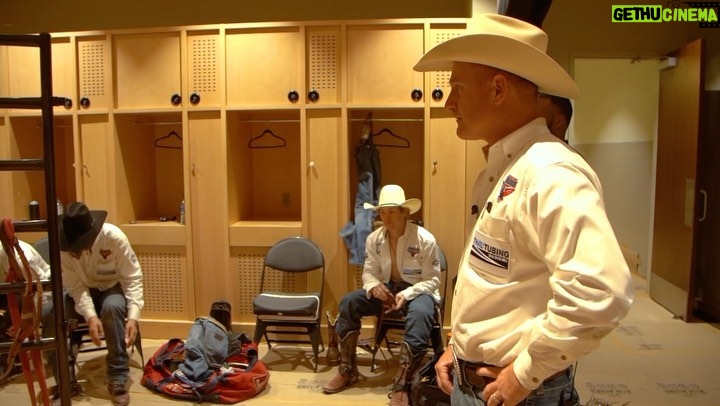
[225,26,302,107]
[113,32,182,110]
[227,109,302,223]
[6,115,76,220]
[346,24,425,105]
[112,112,185,226]
[347,108,425,222]
[3,37,75,114]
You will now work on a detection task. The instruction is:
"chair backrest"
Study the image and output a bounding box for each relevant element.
[260,236,325,293]
[32,237,50,263]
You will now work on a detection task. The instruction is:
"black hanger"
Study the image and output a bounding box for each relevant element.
[372,128,410,148]
[154,131,183,149]
[248,129,287,149]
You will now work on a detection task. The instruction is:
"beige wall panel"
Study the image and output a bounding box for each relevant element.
[79,115,112,212]
[188,111,230,316]
[347,24,424,104]
[225,27,302,106]
[77,36,110,111]
[187,31,221,107]
[113,32,181,110]
[427,109,467,320]
[307,109,344,311]
[306,26,341,105]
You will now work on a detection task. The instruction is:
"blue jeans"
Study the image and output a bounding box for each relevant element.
[44,283,130,385]
[335,282,435,353]
[340,143,381,265]
[451,366,580,406]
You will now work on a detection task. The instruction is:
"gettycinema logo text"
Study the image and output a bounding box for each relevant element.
[612,2,719,27]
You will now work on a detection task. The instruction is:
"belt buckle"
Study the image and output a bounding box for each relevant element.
[451,346,463,387]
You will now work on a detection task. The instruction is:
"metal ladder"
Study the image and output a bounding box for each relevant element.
[0,32,72,406]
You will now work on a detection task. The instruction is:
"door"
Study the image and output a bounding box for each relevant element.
[649,39,704,320]
[695,90,720,321]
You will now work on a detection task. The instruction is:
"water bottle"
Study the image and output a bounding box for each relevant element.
[56,198,64,215]
[179,200,185,225]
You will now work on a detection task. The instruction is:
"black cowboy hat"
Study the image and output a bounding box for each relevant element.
[58,202,107,251]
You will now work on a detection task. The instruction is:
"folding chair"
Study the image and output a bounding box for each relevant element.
[252,237,326,372]
[370,245,448,371]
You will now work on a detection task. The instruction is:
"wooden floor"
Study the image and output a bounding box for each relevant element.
[2,276,720,405]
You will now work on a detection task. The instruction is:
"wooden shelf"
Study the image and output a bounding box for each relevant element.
[229,220,302,247]
[120,221,186,246]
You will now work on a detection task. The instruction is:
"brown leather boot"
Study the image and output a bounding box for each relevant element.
[388,342,427,406]
[326,311,340,366]
[322,330,360,394]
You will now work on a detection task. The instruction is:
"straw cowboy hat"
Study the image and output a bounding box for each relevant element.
[413,13,579,99]
[363,185,421,214]
[59,202,107,251]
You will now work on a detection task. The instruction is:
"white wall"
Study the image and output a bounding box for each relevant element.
[572,58,659,278]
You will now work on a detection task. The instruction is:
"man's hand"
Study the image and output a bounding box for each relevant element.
[370,284,396,308]
[124,319,139,349]
[479,362,531,406]
[86,316,104,347]
[385,292,407,314]
[435,345,455,395]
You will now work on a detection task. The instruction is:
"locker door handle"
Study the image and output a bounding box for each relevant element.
[699,189,707,222]
[191,163,197,177]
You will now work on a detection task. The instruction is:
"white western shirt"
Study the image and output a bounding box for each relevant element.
[61,223,144,321]
[452,118,634,390]
[362,222,441,302]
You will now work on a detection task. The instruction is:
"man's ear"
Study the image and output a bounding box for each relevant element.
[490,73,509,104]
[550,114,569,138]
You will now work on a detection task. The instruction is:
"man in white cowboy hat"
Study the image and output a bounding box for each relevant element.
[414,13,634,406]
[323,184,441,406]
[44,201,144,406]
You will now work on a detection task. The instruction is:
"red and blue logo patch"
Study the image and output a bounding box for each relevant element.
[498,175,517,201]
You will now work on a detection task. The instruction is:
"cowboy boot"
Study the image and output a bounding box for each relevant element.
[326,311,340,366]
[322,330,360,394]
[388,341,427,406]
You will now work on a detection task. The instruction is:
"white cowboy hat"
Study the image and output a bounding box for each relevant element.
[363,184,421,214]
[413,13,579,99]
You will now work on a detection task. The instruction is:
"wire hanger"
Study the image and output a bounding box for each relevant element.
[248,128,287,149]
[372,128,410,148]
[154,130,183,149]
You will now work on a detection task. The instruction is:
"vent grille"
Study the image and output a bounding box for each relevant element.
[137,251,187,315]
[308,33,338,91]
[79,42,105,97]
[190,37,217,93]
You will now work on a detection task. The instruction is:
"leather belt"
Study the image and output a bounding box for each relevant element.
[452,347,571,390]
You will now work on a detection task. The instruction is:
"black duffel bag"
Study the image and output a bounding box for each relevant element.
[411,350,451,406]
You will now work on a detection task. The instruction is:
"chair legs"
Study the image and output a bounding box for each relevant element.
[253,319,325,372]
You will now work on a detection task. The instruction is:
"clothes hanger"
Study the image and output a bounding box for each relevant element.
[372,128,410,148]
[248,128,287,149]
[154,130,183,149]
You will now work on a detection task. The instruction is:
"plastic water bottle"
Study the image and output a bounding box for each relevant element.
[56,199,64,215]
[179,200,185,225]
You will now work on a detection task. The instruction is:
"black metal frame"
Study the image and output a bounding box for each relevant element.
[0,32,72,406]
